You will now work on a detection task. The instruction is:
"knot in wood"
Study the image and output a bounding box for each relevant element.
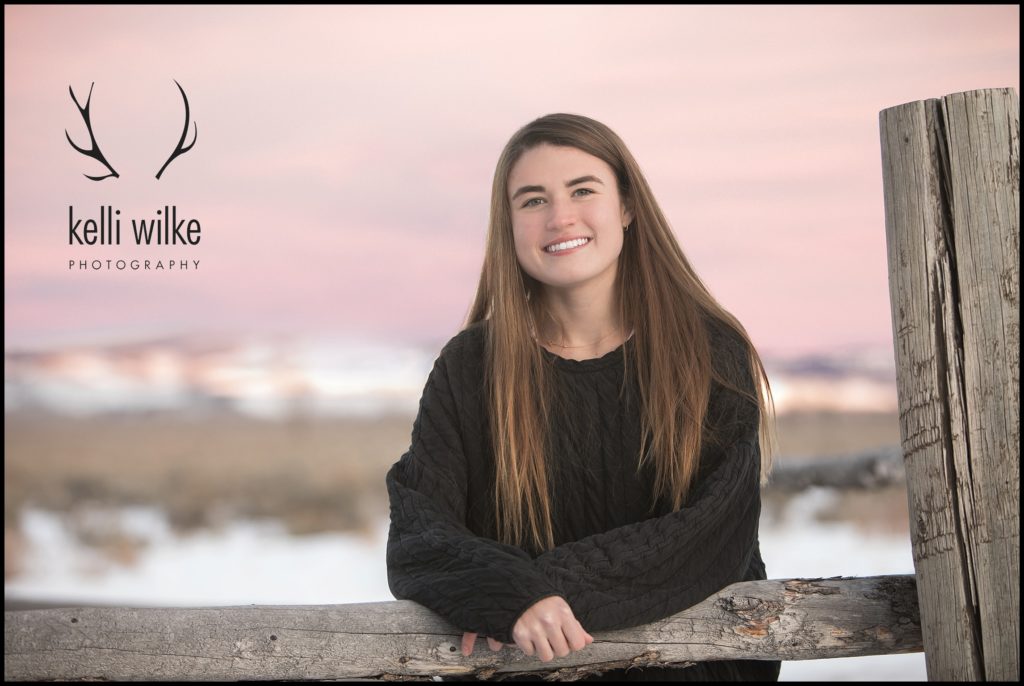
[717,596,783,638]
[430,642,464,664]
[718,596,784,620]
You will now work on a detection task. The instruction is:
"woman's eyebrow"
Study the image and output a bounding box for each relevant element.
[511,175,604,201]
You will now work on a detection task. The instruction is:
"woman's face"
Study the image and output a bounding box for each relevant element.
[507,144,632,294]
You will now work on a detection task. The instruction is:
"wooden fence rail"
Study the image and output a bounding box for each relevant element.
[4,574,921,681]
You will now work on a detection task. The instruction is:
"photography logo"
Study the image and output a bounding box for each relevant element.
[65,80,203,273]
[66,80,197,180]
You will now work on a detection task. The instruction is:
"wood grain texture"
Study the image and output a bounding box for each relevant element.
[880,87,1019,681]
[941,89,1021,683]
[4,575,921,681]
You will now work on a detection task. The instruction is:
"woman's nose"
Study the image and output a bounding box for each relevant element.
[545,196,577,228]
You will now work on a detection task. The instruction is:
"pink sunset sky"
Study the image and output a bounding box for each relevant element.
[4,5,1019,358]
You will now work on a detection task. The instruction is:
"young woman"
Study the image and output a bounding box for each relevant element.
[386,113,780,681]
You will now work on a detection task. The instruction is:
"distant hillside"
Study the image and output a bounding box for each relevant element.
[5,336,897,417]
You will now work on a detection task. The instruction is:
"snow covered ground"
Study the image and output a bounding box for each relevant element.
[5,488,925,680]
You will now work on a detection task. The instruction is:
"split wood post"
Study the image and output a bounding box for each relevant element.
[879,88,1019,681]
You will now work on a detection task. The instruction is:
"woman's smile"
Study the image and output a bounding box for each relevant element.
[544,237,592,256]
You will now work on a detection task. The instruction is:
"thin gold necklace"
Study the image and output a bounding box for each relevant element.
[542,326,622,349]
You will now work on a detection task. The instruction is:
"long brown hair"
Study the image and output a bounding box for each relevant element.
[465,113,776,553]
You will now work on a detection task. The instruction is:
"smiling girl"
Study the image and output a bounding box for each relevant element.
[385,113,780,681]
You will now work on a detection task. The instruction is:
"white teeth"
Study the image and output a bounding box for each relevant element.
[545,238,590,253]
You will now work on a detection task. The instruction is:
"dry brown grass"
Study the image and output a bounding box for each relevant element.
[5,411,413,536]
[772,410,901,460]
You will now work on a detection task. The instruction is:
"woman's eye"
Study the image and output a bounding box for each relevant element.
[521,188,594,208]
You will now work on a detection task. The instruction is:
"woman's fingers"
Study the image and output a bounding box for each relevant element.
[567,617,595,651]
[514,631,591,663]
[461,632,477,657]
[564,625,588,652]
[487,637,504,651]
[534,636,556,663]
[516,625,556,662]
[546,626,572,659]
[515,634,535,658]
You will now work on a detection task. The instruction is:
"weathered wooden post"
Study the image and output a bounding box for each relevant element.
[879,88,1019,681]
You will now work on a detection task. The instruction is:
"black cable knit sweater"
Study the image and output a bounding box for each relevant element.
[385,319,780,681]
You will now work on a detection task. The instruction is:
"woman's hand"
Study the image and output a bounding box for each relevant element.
[461,596,593,662]
[511,595,593,662]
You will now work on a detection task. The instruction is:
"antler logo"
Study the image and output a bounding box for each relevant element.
[65,80,197,181]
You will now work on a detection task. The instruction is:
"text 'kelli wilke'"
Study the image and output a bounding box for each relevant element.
[68,206,201,245]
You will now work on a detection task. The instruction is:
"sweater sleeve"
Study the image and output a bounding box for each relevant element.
[385,343,564,644]
[532,432,762,632]
[532,331,764,632]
